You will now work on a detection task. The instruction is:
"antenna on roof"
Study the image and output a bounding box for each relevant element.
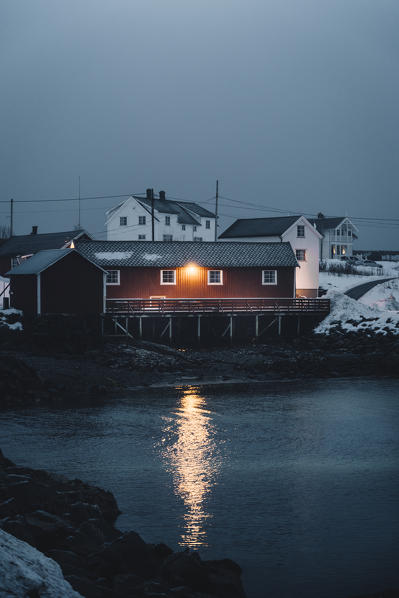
[77,176,81,229]
[214,180,219,241]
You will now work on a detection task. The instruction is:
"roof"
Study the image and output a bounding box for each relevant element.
[219,216,302,239]
[0,230,90,257]
[7,249,106,276]
[307,217,347,231]
[136,197,201,225]
[75,240,298,268]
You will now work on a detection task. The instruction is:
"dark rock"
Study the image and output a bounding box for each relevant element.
[112,573,143,598]
[66,574,111,598]
[45,548,87,577]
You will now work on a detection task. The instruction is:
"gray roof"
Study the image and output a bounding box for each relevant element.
[0,230,90,257]
[219,216,302,239]
[7,248,106,276]
[307,217,346,231]
[76,240,298,268]
[136,197,201,225]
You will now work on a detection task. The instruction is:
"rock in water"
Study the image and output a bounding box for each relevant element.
[0,529,82,598]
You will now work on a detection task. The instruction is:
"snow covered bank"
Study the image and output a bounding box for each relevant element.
[315,291,399,335]
[0,308,23,331]
[319,260,399,293]
[0,529,82,597]
[359,278,399,311]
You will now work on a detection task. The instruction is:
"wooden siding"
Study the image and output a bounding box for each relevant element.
[41,252,103,314]
[0,256,11,277]
[10,275,37,315]
[106,266,295,299]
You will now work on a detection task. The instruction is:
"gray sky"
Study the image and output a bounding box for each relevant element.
[1,0,398,248]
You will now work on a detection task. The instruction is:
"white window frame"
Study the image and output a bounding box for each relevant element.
[295,249,306,262]
[297,224,305,238]
[205,220,211,229]
[120,216,127,226]
[138,234,146,240]
[181,224,186,231]
[208,270,223,285]
[262,270,277,285]
[160,269,176,285]
[106,270,120,285]
[163,234,173,242]
[138,215,146,225]
[165,215,171,226]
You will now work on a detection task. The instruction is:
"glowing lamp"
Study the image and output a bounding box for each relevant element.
[70,240,75,249]
[186,263,198,275]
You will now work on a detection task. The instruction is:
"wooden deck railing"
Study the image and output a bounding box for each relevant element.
[106,298,330,315]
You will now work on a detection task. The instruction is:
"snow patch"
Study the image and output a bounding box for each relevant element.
[95,251,133,261]
[315,291,399,335]
[0,308,23,331]
[143,253,162,261]
[0,529,82,597]
[359,278,399,311]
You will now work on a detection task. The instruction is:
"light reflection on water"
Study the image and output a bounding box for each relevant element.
[160,386,222,549]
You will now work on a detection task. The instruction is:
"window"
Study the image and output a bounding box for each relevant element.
[208,270,223,285]
[262,270,277,285]
[161,270,176,285]
[120,216,127,226]
[138,234,146,240]
[336,229,341,236]
[106,270,120,285]
[348,229,352,236]
[295,249,306,261]
[193,236,203,242]
[205,220,211,229]
[138,216,146,225]
[182,224,186,231]
[163,234,173,242]
[193,225,197,232]
[297,225,305,238]
[165,215,170,226]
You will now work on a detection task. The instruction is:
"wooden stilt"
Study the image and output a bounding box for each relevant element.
[139,316,143,338]
[255,314,259,337]
[197,315,201,341]
[278,316,282,336]
[297,316,301,336]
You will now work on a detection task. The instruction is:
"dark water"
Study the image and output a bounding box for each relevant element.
[1,378,399,598]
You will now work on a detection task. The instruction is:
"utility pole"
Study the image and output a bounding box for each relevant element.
[151,188,155,241]
[78,176,81,229]
[10,198,14,237]
[214,180,219,241]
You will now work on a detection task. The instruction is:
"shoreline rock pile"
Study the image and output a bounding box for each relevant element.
[0,449,246,598]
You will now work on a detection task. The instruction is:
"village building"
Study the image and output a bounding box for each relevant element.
[7,249,105,316]
[105,190,216,242]
[307,215,358,259]
[75,240,298,302]
[0,228,91,277]
[219,215,322,298]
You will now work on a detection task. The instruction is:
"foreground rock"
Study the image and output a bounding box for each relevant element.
[0,449,246,598]
[0,528,82,597]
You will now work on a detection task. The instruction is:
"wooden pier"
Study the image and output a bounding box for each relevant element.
[103,297,330,343]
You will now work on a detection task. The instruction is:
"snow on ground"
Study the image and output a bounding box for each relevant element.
[359,278,399,311]
[319,260,399,293]
[0,529,82,597]
[0,308,23,331]
[315,290,399,335]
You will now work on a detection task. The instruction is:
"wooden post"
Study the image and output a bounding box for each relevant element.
[278,315,282,336]
[230,315,233,342]
[255,314,259,337]
[169,316,172,341]
[197,315,201,342]
[297,316,301,336]
[139,316,143,338]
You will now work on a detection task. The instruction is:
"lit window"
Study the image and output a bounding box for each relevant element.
[163,234,173,242]
[138,234,146,240]
[120,217,127,226]
[297,225,305,238]
[182,224,186,231]
[206,220,211,229]
[161,270,176,284]
[139,216,146,225]
[106,270,120,285]
[165,215,171,226]
[208,270,223,285]
[295,249,306,261]
[262,270,277,285]
[193,237,203,242]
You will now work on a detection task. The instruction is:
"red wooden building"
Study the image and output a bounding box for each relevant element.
[8,249,105,316]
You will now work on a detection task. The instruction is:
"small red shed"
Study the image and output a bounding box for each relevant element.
[7,249,106,316]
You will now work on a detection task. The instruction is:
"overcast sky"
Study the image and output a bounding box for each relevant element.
[1,0,398,248]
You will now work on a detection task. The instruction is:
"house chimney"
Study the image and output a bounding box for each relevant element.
[31,225,38,235]
[159,190,166,200]
[146,188,152,199]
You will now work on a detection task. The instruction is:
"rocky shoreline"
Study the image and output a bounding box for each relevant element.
[0,449,246,598]
[1,333,399,408]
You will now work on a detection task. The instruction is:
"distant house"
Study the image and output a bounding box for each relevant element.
[0,228,91,277]
[76,240,298,300]
[105,189,216,242]
[7,249,105,316]
[307,216,358,259]
[219,215,321,298]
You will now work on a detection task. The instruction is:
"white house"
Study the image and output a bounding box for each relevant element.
[219,215,322,297]
[307,215,358,259]
[105,190,216,242]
